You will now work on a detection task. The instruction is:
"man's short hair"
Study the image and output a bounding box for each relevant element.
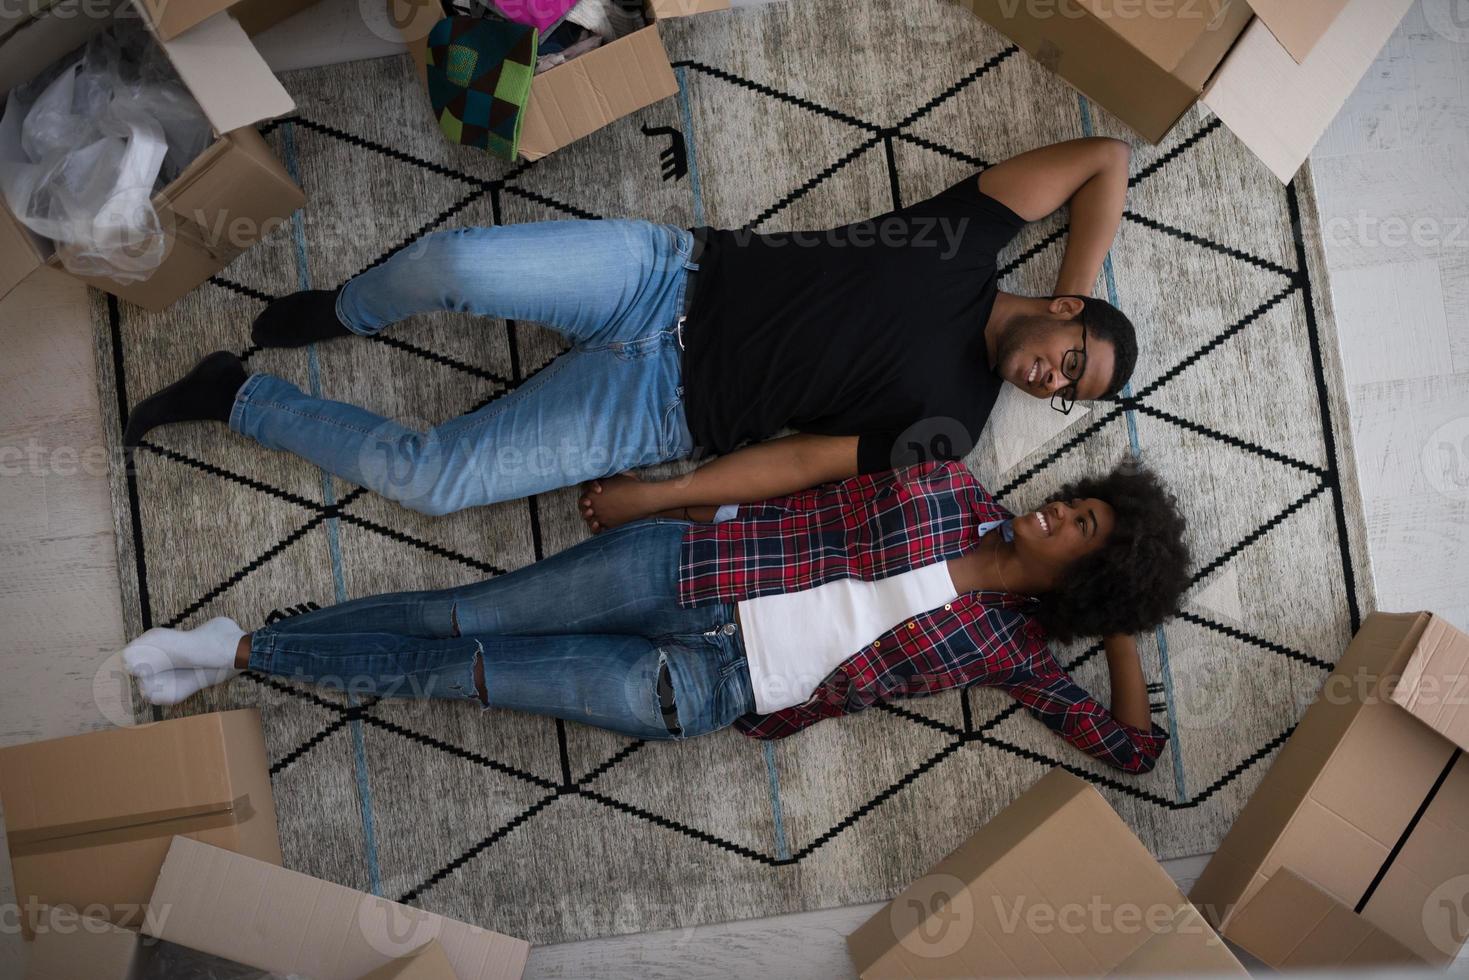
[1077,297,1138,398]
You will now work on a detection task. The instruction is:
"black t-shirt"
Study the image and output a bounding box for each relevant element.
[682,177,1027,474]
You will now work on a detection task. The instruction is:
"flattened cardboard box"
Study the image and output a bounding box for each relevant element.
[1190,611,1469,967]
[0,710,282,940]
[146,836,529,980]
[391,0,678,160]
[957,0,1413,182]
[846,769,1245,978]
[0,0,310,309]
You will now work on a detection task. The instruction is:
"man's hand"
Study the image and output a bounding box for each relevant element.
[579,474,654,533]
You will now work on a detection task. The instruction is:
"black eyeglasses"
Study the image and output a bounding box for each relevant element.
[1051,321,1088,416]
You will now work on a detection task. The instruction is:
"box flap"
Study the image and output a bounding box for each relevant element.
[25,907,144,980]
[0,205,45,302]
[359,941,458,980]
[1227,869,1423,968]
[389,0,438,87]
[1074,0,1247,79]
[1106,906,1246,976]
[0,0,123,97]
[146,837,530,980]
[1244,0,1350,63]
[1201,0,1414,182]
[137,0,240,41]
[146,6,296,133]
[646,0,729,18]
[518,25,677,160]
[1390,613,1469,752]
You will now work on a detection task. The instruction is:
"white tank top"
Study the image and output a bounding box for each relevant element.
[737,561,960,714]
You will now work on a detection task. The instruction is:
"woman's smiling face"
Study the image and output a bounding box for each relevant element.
[1011,496,1116,576]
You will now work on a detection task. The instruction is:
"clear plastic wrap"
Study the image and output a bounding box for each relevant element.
[0,22,212,283]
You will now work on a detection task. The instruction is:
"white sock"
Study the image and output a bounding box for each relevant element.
[122,617,245,705]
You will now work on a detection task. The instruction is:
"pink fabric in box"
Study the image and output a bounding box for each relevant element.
[491,0,579,33]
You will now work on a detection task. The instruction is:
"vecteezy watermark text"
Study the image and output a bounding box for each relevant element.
[723,217,971,261]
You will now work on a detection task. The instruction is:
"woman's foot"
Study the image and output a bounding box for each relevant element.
[251,288,352,348]
[579,473,651,533]
[122,351,246,448]
[122,617,245,705]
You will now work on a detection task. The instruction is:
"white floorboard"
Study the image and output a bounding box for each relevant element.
[0,1,1464,976]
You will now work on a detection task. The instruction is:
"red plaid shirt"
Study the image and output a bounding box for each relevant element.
[679,462,1169,774]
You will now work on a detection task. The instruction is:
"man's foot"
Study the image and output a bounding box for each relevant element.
[121,617,245,705]
[122,351,246,448]
[251,288,351,348]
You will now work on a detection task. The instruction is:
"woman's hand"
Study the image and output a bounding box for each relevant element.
[579,473,655,533]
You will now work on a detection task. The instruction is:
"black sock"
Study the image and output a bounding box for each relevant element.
[123,351,247,448]
[251,287,351,349]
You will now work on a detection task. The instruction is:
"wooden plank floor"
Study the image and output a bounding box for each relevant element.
[0,1,1462,975]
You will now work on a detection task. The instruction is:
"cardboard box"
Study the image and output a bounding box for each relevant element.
[392,0,678,161]
[958,0,1414,182]
[1190,611,1469,968]
[360,940,459,980]
[0,0,310,309]
[1390,612,1469,751]
[846,769,1246,977]
[0,710,282,940]
[145,836,530,980]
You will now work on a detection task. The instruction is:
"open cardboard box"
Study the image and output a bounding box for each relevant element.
[1190,611,1469,969]
[846,769,1246,977]
[0,709,283,941]
[958,0,1415,182]
[144,836,529,979]
[391,0,679,161]
[0,0,313,310]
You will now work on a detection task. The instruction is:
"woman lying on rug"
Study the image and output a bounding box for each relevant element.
[120,459,1189,775]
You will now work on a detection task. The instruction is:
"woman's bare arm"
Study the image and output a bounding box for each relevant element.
[1102,633,1153,731]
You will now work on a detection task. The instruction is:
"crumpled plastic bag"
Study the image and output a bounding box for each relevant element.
[0,22,212,283]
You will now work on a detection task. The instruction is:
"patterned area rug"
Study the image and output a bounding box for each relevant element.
[92,0,1374,946]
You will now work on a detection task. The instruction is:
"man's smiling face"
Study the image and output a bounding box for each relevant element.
[995,314,1116,403]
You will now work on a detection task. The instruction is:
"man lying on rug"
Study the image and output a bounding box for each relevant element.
[120,459,1188,775]
[123,137,1135,519]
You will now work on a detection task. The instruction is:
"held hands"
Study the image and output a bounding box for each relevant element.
[578,473,655,533]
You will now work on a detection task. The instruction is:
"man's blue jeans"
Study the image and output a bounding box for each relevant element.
[230,220,699,516]
[246,521,756,740]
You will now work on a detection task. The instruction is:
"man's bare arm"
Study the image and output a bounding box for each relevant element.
[978,137,1131,297]
[579,434,860,531]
